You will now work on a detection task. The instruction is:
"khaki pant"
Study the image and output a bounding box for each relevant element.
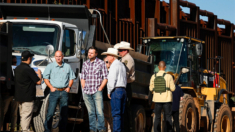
[19,101,34,131]
[0,95,19,131]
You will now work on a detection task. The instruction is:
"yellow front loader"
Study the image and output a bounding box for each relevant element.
[142,36,234,132]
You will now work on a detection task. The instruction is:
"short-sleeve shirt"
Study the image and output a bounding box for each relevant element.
[172,85,184,111]
[80,58,108,95]
[15,63,40,102]
[43,62,76,88]
[120,53,135,83]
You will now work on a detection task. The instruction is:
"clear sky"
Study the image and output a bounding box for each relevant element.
[162,0,235,29]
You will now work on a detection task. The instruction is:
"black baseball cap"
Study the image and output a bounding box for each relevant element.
[21,50,34,61]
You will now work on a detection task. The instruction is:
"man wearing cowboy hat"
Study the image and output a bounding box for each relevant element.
[101,48,127,132]
[117,41,135,132]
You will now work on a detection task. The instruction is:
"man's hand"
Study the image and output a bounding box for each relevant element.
[36,69,42,75]
[65,87,70,93]
[50,87,57,92]
[98,87,102,91]
[108,94,111,99]
[180,97,183,101]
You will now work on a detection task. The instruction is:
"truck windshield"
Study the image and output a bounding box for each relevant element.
[12,24,60,55]
[149,39,187,74]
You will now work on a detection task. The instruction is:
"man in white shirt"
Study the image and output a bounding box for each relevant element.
[102,48,127,132]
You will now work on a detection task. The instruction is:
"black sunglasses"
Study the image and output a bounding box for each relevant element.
[118,49,126,52]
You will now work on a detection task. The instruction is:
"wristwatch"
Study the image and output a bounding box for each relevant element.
[68,86,71,89]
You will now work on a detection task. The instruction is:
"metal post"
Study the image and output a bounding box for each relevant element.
[219,58,221,87]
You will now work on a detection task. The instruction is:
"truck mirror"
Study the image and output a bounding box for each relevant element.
[181,68,189,74]
[195,43,203,56]
[76,48,81,58]
[137,44,143,53]
[46,45,54,55]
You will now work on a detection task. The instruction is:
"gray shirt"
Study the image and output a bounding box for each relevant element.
[107,59,127,94]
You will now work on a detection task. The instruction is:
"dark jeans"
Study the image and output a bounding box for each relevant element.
[172,111,180,132]
[110,88,127,132]
[44,90,68,132]
[154,102,172,132]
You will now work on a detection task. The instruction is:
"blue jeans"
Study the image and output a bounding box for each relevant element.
[83,91,106,131]
[44,90,68,132]
[110,88,127,132]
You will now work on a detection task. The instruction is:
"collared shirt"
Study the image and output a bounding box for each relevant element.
[107,59,127,94]
[43,61,76,88]
[15,63,40,102]
[81,58,108,95]
[120,53,135,83]
[149,70,175,102]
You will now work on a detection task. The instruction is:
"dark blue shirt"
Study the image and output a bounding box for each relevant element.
[172,85,184,111]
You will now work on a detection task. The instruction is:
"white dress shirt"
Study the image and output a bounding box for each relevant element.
[107,59,127,94]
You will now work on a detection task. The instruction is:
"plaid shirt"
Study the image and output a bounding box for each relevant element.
[81,58,108,94]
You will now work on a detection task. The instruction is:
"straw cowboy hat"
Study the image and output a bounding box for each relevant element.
[101,48,121,57]
[113,43,120,49]
[118,41,134,51]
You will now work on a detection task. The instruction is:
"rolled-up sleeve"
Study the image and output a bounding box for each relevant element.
[43,64,51,79]
[149,75,155,92]
[80,63,86,80]
[101,62,108,79]
[69,66,76,80]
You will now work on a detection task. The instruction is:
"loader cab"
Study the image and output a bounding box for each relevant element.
[142,36,204,87]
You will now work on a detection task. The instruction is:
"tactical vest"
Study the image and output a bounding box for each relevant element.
[153,73,170,94]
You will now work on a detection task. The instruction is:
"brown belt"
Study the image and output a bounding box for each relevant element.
[56,88,66,91]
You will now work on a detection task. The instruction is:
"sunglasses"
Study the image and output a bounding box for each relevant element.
[118,49,126,52]
[105,61,109,64]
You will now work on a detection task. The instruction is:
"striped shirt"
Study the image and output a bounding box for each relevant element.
[81,58,108,94]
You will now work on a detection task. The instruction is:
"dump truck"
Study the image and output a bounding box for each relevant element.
[140,36,234,132]
[0,3,96,132]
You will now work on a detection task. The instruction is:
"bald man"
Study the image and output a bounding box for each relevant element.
[43,51,76,132]
[149,61,175,132]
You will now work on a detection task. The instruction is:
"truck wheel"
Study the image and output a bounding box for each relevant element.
[33,94,60,132]
[179,94,197,132]
[132,105,146,132]
[213,104,232,132]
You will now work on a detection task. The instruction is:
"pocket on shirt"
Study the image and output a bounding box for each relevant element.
[95,68,102,78]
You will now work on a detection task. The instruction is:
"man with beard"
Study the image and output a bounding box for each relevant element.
[81,46,108,132]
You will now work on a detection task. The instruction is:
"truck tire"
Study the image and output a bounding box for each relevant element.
[213,104,232,132]
[179,94,197,132]
[132,105,146,132]
[33,94,60,132]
